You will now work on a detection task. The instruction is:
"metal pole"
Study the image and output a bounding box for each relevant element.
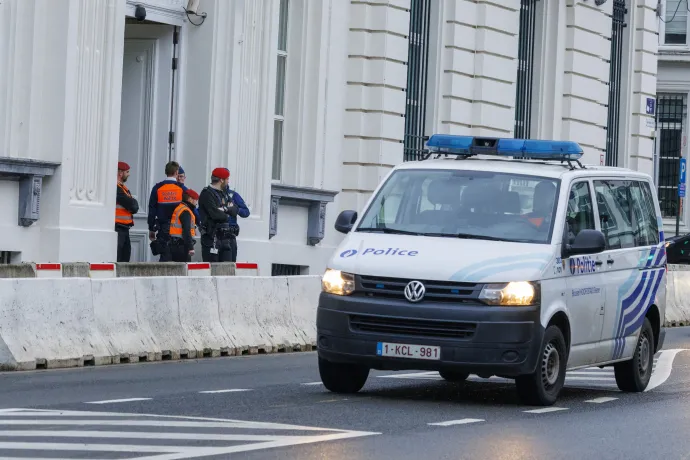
[676,196,680,236]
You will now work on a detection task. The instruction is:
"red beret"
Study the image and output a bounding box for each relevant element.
[185,189,199,200]
[118,161,130,171]
[212,167,230,179]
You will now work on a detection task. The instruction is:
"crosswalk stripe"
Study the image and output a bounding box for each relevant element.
[85,398,152,404]
[428,418,484,426]
[523,407,569,414]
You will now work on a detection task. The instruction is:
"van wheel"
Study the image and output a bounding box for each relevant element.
[318,357,369,393]
[614,317,654,392]
[515,325,567,406]
[439,370,469,382]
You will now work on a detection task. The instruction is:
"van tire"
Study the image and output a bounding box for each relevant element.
[318,357,369,393]
[614,317,654,392]
[515,325,567,406]
[439,370,469,382]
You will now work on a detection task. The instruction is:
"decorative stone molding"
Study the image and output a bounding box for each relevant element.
[270,184,338,245]
[0,157,60,227]
[125,0,187,26]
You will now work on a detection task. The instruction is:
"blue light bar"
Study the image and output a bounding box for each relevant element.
[425,135,584,161]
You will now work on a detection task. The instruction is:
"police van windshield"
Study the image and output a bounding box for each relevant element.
[355,169,560,244]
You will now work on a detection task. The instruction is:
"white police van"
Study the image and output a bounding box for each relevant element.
[317,135,667,406]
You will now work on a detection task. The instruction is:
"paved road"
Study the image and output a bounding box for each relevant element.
[0,328,689,459]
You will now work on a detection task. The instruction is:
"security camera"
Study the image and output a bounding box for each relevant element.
[134,4,146,21]
[186,0,200,14]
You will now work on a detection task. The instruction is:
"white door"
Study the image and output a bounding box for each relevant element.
[563,180,606,368]
[118,24,177,261]
[594,179,663,363]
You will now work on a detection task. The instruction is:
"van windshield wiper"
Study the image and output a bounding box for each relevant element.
[356,227,422,235]
[424,232,505,241]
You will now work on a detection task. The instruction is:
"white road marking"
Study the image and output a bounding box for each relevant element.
[428,418,484,427]
[565,377,616,381]
[199,389,252,394]
[301,382,323,386]
[585,397,619,404]
[85,398,152,404]
[646,349,688,392]
[0,408,380,459]
[523,407,569,414]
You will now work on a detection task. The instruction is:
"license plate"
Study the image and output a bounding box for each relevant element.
[376,342,440,360]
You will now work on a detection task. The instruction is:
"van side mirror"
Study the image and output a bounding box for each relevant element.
[564,229,606,257]
[335,210,358,234]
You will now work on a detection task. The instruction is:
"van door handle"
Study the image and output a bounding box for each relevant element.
[607,259,615,265]
[595,260,603,266]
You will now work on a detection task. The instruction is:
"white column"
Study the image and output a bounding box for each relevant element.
[560,0,611,165]
[342,0,409,213]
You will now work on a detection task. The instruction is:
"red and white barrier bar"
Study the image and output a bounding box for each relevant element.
[90,263,116,278]
[35,263,62,278]
[187,262,211,276]
[236,262,259,276]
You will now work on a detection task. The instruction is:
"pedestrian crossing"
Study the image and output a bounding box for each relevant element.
[376,357,659,391]
[0,408,378,459]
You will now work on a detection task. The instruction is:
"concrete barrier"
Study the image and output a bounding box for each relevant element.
[90,263,117,278]
[187,262,211,276]
[0,278,114,370]
[92,279,160,363]
[286,275,321,348]
[0,262,256,278]
[116,262,187,277]
[35,263,62,278]
[253,277,307,352]
[0,264,35,278]
[665,269,690,327]
[216,277,274,355]
[133,277,199,360]
[176,277,237,357]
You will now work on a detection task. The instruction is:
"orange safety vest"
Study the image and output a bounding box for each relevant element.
[157,182,183,205]
[115,183,134,226]
[170,203,196,238]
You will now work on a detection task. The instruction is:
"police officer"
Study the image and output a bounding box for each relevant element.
[148,161,187,261]
[222,168,250,262]
[177,165,201,228]
[169,189,199,262]
[115,161,139,262]
[198,168,239,262]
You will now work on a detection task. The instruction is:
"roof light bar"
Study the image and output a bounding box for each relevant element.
[426,135,584,161]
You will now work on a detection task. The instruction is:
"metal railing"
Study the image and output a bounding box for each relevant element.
[514,0,538,139]
[605,0,627,167]
[403,0,432,161]
[656,93,687,218]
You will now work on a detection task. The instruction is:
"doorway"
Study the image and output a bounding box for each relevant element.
[118,20,180,261]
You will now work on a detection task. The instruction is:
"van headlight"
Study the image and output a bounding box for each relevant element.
[479,281,539,306]
[322,269,355,296]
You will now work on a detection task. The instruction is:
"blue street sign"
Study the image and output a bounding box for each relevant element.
[646,98,655,115]
[680,158,687,198]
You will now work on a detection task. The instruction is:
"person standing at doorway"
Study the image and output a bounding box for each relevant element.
[148,161,187,261]
[198,168,238,262]
[115,161,139,262]
[222,168,250,262]
[169,189,199,262]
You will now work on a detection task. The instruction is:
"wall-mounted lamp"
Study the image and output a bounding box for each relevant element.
[185,0,207,26]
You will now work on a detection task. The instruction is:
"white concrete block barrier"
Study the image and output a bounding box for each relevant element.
[216,276,275,355]
[286,275,322,348]
[665,267,690,327]
[0,278,114,370]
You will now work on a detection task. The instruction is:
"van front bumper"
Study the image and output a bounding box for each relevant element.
[317,292,544,378]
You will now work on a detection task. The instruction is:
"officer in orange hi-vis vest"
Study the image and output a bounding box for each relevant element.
[115,161,139,262]
[169,189,199,262]
[147,161,187,262]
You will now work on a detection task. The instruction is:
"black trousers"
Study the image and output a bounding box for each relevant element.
[116,226,131,262]
[157,234,173,262]
[170,242,191,262]
[201,237,237,262]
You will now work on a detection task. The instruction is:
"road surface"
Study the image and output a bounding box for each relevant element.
[0,327,689,459]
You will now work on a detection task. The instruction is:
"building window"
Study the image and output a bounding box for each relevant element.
[403,0,432,162]
[656,94,687,218]
[663,0,688,45]
[605,0,628,167]
[272,0,289,181]
[514,0,538,139]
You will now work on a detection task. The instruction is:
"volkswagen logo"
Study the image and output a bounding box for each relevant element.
[404,280,426,303]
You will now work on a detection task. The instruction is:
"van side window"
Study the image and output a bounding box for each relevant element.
[630,181,660,246]
[566,181,595,244]
[593,180,635,249]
